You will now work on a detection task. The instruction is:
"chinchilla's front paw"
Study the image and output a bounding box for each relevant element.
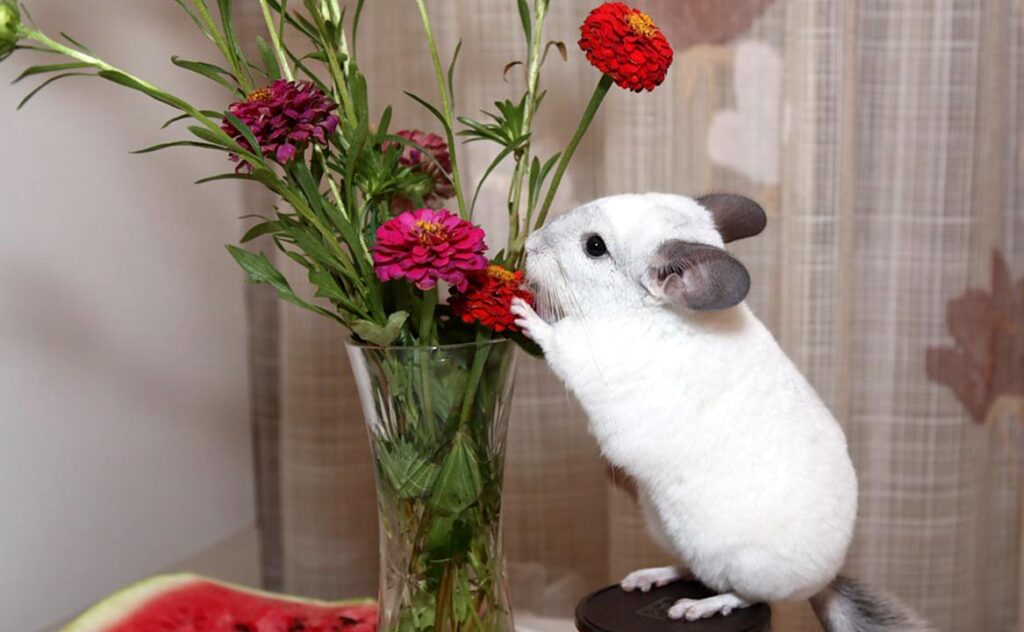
[511,298,553,348]
[621,566,686,593]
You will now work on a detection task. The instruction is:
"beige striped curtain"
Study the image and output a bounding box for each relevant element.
[238,2,1024,630]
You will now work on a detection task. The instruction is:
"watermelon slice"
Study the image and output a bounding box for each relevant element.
[64,573,377,632]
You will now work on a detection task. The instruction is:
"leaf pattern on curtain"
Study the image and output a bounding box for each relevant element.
[238,2,1024,630]
[927,251,1024,425]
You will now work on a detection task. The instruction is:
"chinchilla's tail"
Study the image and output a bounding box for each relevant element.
[810,576,932,632]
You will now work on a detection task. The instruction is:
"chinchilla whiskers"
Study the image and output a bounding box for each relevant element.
[528,256,568,322]
[539,285,567,322]
[555,259,609,384]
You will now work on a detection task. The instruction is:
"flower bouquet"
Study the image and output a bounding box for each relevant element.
[2,1,672,629]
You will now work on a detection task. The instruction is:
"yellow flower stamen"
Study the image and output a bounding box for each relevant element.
[625,11,657,38]
[415,220,446,245]
[247,87,273,103]
[486,265,515,283]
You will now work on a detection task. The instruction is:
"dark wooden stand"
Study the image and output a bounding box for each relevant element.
[575,581,772,632]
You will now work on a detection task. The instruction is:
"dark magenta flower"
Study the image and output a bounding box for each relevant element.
[386,129,455,209]
[372,208,487,292]
[222,80,339,168]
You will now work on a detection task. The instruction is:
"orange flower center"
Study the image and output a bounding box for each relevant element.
[415,220,447,245]
[486,265,516,283]
[247,87,273,103]
[625,11,657,38]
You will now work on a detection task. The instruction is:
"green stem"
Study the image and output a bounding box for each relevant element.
[20,29,232,143]
[533,73,613,232]
[322,38,356,123]
[191,0,252,93]
[413,0,469,220]
[506,0,549,255]
[418,288,437,344]
[458,331,492,426]
[414,291,436,438]
[258,0,293,81]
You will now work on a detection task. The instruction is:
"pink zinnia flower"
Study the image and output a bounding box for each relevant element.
[222,80,339,168]
[372,209,487,292]
[386,130,455,208]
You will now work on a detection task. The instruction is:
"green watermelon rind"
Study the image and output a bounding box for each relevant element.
[62,572,375,632]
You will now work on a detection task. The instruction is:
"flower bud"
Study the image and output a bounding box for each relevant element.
[0,0,21,61]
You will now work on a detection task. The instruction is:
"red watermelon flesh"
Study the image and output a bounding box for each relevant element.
[64,574,376,632]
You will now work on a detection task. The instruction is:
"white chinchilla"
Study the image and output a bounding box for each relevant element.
[511,193,930,631]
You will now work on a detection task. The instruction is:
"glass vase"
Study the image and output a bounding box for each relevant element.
[346,339,518,632]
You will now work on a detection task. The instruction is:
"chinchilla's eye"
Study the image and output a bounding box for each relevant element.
[584,234,608,258]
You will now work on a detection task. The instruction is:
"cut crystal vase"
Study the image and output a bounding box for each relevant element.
[346,339,518,632]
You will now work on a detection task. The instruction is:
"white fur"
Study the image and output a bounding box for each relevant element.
[514,193,858,608]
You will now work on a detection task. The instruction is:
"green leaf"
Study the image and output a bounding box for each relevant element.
[280,220,336,267]
[351,0,366,59]
[376,105,393,139]
[187,125,251,161]
[160,110,222,129]
[430,434,483,515]
[343,109,369,210]
[17,73,91,110]
[308,267,345,301]
[404,91,452,138]
[240,220,280,243]
[352,311,409,347]
[425,514,473,561]
[60,32,94,54]
[447,39,462,102]
[98,70,181,109]
[195,172,256,185]
[217,0,252,86]
[349,62,370,124]
[14,62,92,83]
[382,134,454,184]
[288,161,329,222]
[516,0,532,47]
[11,45,62,56]
[377,440,440,499]
[470,143,518,214]
[266,0,320,45]
[222,112,261,158]
[161,113,191,129]
[131,140,226,155]
[543,40,568,64]
[451,569,474,621]
[226,245,341,322]
[256,36,281,80]
[530,151,561,211]
[284,49,331,94]
[502,60,523,82]
[171,0,210,39]
[171,56,241,94]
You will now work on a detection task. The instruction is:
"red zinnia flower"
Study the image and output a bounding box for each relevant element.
[223,80,339,169]
[449,265,535,333]
[578,3,674,92]
[372,208,487,292]
[385,130,455,209]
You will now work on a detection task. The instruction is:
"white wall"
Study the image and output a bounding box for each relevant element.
[0,2,255,629]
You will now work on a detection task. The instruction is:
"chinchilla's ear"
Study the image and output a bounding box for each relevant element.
[697,193,767,243]
[644,240,751,311]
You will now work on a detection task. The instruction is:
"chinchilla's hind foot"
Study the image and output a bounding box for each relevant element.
[667,592,753,621]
